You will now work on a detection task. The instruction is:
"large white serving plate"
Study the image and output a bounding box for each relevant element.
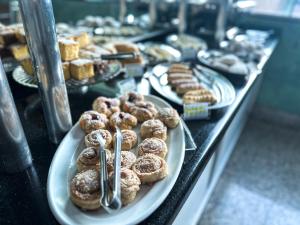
[47,95,185,225]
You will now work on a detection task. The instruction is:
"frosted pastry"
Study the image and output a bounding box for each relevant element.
[109,112,137,130]
[129,101,158,122]
[108,151,137,171]
[76,147,112,172]
[85,129,112,149]
[58,38,79,61]
[157,107,180,128]
[138,138,168,158]
[70,59,94,80]
[79,110,108,133]
[140,119,167,141]
[92,97,120,117]
[70,169,101,210]
[119,92,144,112]
[113,129,137,151]
[132,154,168,183]
[73,32,90,48]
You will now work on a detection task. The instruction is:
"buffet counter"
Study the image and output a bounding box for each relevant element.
[0,35,278,225]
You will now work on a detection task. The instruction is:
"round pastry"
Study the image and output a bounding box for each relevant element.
[79,110,108,133]
[157,107,180,129]
[109,112,137,130]
[138,138,168,158]
[108,151,137,171]
[119,92,144,112]
[76,147,112,172]
[70,169,100,210]
[132,154,168,184]
[113,129,137,151]
[92,97,120,117]
[85,129,112,149]
[129,101,158,122]
[140,119,167,141]
[109,168,141,205]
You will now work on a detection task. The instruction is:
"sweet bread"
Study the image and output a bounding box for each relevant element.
[129,101,158,122]
[79,110,108,134]
[183,89,217,104]
[62,62,71,80]
[157,107,180,128]
[169,79,196,88]
[132,154,168,184]
[10,44,29,61]
[76,147,112,172]
[108,151,137,171]
[119,92,144,112]
[138,138,168,158]
[85,129,112,149]
[176,83,203,94]
[70,169,101,210]
[20,57,33,76]
[169,63,189,70]
[140,119,167,141]
[109,112,137,130]
[113,129,137,151]
[73,32,90,48]
[70,59,94,80]
[109,168,141,205]
[167,73,194,82]
[58,38,79,61]
[92,97,120,117]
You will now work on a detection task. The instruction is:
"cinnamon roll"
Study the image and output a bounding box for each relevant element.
[79,110,108,133]
[132,154,168,184]
[119,92,144,112]
[108,151,136,171]
[113,129,137,151]
[109,112,137,130]
[140,119,167,141]
[70,169,101,210]
[109,168,141,205]
[157,107,180,129]
[85,129,112,149]
[138,138,168,159]
[129,101,158,122]
[76,147,112,172]
[92,96,120,117]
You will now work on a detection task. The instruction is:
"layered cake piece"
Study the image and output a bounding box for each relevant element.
[62,62,70,80]
[20,57,33,76]
[58,38,79,61]
[70,59,94,80]
[10,44,29,61]
[72,32,90,48]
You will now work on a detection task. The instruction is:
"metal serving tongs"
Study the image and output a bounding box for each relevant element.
[101,52,138,61]
[96,127,123,213]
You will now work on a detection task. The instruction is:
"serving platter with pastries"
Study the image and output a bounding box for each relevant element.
[148,62,236,109]
[47,92,185,225]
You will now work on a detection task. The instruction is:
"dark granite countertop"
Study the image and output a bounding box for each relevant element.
[0,36,277,225]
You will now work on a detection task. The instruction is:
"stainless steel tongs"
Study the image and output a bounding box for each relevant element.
[96,127,122,213]
[101,52,138,61]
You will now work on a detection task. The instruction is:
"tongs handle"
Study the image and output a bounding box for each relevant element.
[101,52,137,61]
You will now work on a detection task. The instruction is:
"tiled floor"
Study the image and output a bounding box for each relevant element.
[199,111,300,225]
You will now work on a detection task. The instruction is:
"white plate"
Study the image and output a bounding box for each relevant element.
[47,95,185,225]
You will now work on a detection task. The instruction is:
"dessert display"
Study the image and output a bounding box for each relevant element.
[68,92,181,211]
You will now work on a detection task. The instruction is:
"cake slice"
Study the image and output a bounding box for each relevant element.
[10,44,29,61]
[62,62,70,80]
[70,59,94,80]
[72,32,90,48]
[58,38,79,61]
[20,57,34,76]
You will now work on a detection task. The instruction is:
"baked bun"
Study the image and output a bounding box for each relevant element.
[129,101,158,122]
[140,119,167,141]
[113,129,137,151]
[108,151,137,171]
[119,92,144,112]
[92,97,120,117]
[85,129,112,149]
[138,138,168,158]
[79,110,108,133]
[109,112,137,130]
[157,107,180,128]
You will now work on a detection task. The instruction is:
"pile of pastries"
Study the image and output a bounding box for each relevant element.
[70,92,181,210]
[166,63,217,105]
[167,34,207,51]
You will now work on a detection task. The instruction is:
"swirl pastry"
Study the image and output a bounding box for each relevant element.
[70,169,100,210]
[85,129,112,149]
[109,112,137,130]
[108,151,137,171]
[109,168,141,205]
[119,92,144,112]
[138,138,168,159]
[113,129,137,151]
[140,119,167,141]
[129,101,158,122]
[157,107,180,128]
[79,110,108,134]
[132,154,168,183]
[92,96,120,117]
[76,147,112,172]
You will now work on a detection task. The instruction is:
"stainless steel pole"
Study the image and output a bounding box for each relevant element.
[178,0,187,34]
[18,0,72,144]
[0,59,32,173]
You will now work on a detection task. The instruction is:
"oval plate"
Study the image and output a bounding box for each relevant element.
[149,63,236,109]
[12,62,122,89]
[47,95,185,225]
